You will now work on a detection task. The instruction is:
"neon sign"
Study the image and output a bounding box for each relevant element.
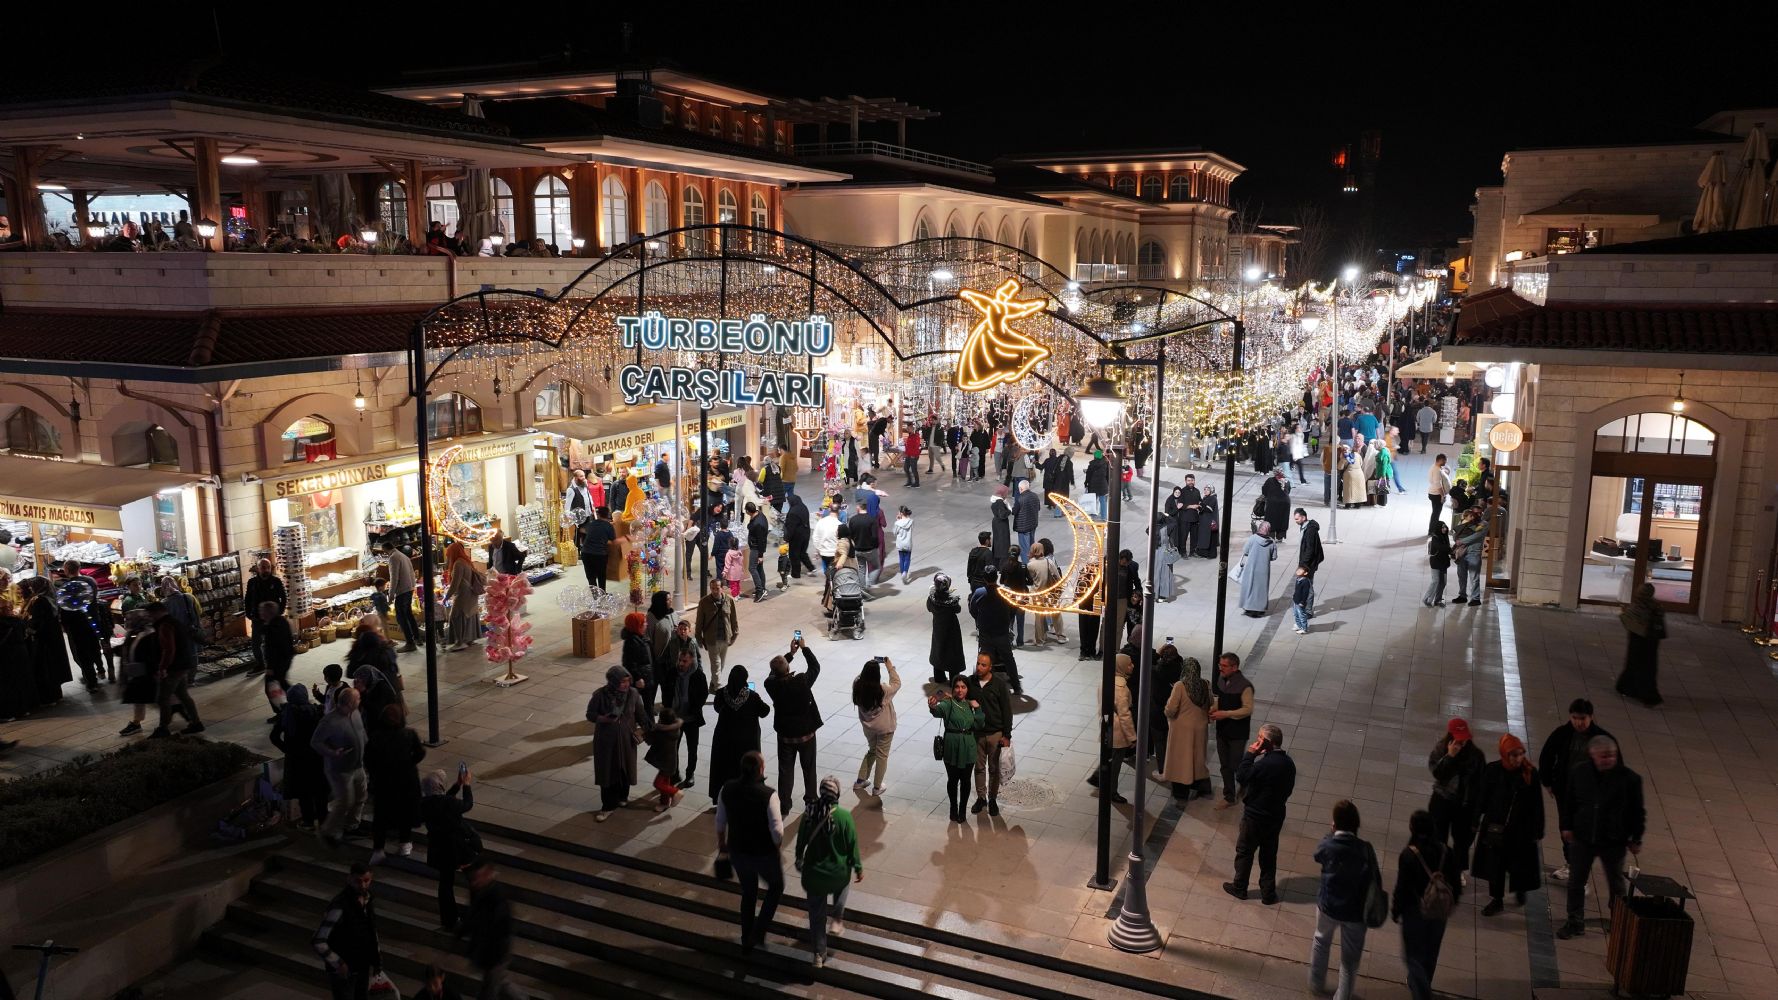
[617,310,832,408]
[955,278,1049,392]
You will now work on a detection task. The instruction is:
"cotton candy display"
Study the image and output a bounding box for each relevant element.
[483,571,534,664]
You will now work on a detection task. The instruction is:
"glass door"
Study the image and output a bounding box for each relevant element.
[1582,475,1640,604]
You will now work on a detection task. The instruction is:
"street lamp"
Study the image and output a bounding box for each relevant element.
[1077,373,1127,898]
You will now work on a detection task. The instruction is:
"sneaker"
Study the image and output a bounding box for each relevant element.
[869,785,886,797]
[988,799,1000,817]
[1469,598,1482,606]
[1261,892,1279,905]
[398,643,418,653]
[853,778,870,790]
[1221,882,1248,901]
[148,726,171,739]
[812,953,826,970]
[1556,919,1585,939]
[1482,898,1504,916]
[594,811,612,823]
[368,850,387,866]
[1550,865,1570,882]
[118,721,142,736]
[830,919,845,937]
[399,842,414,857]
[1294,628,1307,635]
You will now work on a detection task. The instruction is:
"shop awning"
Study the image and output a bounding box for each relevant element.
[539,406,747,456]
[0,457,206,530]
[1396,352,1483,379]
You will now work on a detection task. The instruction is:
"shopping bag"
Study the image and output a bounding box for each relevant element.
[1229,560,1245,584]
[367,971,401,999]
[996,742,1018,783]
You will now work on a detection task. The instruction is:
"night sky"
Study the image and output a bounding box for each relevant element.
[35,8,1778,265]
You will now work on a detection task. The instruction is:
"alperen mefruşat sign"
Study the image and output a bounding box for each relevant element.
[617,311,831,409]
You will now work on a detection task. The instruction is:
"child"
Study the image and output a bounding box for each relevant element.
[893,505,914,584]
[723,544,744,598]
[319,663,347,713]
[369,577,390,618]
[777,542,791,590]
[1120,461,1135,502]
[645,706,684,811]
[1291,567,1313,635]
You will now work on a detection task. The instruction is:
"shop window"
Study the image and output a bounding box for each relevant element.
[491,177,515,242]
[377,180,406,236]
[683,186,706,251]
[1169,175,1190,201]
[1141,175,1161,200]
[3,407,62,456]
[600,175,629,250]
[423,181,459,234]
[427,393,482,441]
[1623,478,1704,518]
[534,382,584,421]
[1114,176,1135,195]
[1138,239,1167,280]
[1594,412,1715,456]
[282,415,336,463]
[644,181,670,236]
[532,175,572,248]
[1545,227,1600,255]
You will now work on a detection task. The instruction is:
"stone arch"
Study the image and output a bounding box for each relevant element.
[516,364,604,427]
[395,384,504,446]
[257,391,370,468]
[0,382,80,458]
[96,396,201,473]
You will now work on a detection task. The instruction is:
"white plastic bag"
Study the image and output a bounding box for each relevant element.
[996,742,1017,783]
[1229,559,1245,584]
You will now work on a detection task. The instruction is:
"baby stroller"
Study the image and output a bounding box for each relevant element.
[825,562,867,639]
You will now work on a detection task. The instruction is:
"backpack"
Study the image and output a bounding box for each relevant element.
[1410,845,1456,920]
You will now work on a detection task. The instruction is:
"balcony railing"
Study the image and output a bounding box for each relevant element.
[1071,263,1131,283]
[795,140,993,177]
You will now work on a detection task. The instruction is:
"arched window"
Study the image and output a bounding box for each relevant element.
[377,180,406,235]
[644,181,670,236]
[683,186,706,251]
[750,192,769,229]
[1114,176,1135,195]
[1169,175,1189,201]
[752,123,765,146]
[601,175,629,249]
[1090,231,1104,265]
[682,106,699,132]
[424,181,459,233]
[944,214,962,240]
[995,219,1013,248]
[534,382,585,421]
[426,393,482,441]
[532,175,571,246]
[3,407,62,456]
[913,212,933,242]
[717,189,738,224]
[281,415,335,464]
[709,114,723,137]
[732,121,745,144]
[1138,239,1166,280]
[972,217,989,258]
[1141,175,1161,200]
[1595,413,1717,456]
[491,177,515,241]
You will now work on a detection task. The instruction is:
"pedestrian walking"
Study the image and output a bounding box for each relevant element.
[969,568,1023,695]
[1294,509,1323,611]
[1393,809,1463,1000]
[1236,522,1277,618]
[696,578,739,675]
[1013,480,1041,559]
[785,493,815,581]
[707,665,770,800]
[272,684,328,830]
[245,558,287,672]
[764,638,823,814]
[723,538,744,597]
[746,503,771,601]
[147,600,203,736]
[716,750,785,955]
[620,612,656,712]
[312,687,369,847]
[1538,698,1618,884]
[365,704,424,865]
[989,486,1012,563]
[930,676,985,823]
[1307,800,1375,1000]
[851,656,900,796]
[1473,734,1544,917]
[1162,656,1213,802]
[311,862,383,1000]
[1086,653,1136,804]
[1222,723,1296,905]
[665,645,708,790]
[927,575,966,684]
[966,651,1013,816]
[464,861,525,998]
[1209,652,1254,809]
[586,664,653,822]
[1261,470,1291,541]
[902,426,923,488]
[1427,454,1452,535]
[1085,450,1111,522]
[578,507,616,592]
[1427,717,1485,876]
[644,706,685,811]
[258,601,296,719]
[1556,735,1644,939]
[813,503,842,577]
[420,766,475,931]
[796,776,864,968]
[845,499,882,588]
[1425,522,1452,606]
[1615,583,1665,706]
[1416,401,1437,453]
[893,506,915,583]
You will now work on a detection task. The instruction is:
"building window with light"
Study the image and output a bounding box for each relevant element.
[644,181,670,236]
[1545,227,1601,254]
[1114,176,1135,195]
[491,177,515,241]
[424,181,459,234]
[3,407,62,457]
[532,175,572,247]
[377,181,406,236]
[750,192,769,229]
[1169,175,1189,201]
[914,213,933,241]
[1138,240,1166,281]
[601,176,629,250]
[683,186,707,250]
[282,415,335,463]
[427,393,481,441]
[534,382,584,421]
[717,189,738,224]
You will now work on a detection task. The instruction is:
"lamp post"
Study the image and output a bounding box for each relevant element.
[360,227,380,252]
[195,217,219,252]
[1076,374,1125,895]
[84,221,106,250]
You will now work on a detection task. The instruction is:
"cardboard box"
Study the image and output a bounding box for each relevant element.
[572,613,612,658]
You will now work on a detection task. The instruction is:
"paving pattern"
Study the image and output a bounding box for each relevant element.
[4,446,1771,999]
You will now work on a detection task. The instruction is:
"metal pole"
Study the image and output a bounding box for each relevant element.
[700,407,710,595]
[411,319,441,746]
[1088,441,1125,892]
[1110,356,1163,952]
[1212,322,1244,667]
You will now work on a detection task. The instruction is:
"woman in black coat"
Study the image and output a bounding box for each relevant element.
[1191,491,1220,558]
[0,600,37,720]
[270,684,327,829]
[927,574,966,684]
[365,704,426,860]
[1471,734,1545,916]
[706,664,770,800]
[989,489,1012,564]
[1261,472,1291,542]
[1392,809,1465,1000]
[24,579,70,704]
[420,767,475,930]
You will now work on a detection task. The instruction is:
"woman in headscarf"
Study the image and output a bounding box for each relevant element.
[1151,511,1178,602]
[988,485,1012,564]
[795,775,863,969]
[926,573,965,685]
[1192,487,1220,558]
[1261,470,1291,542]
[420,766,475,931]
[1237,521,1277,618]
[270,683,327,830]
[23,577,71,704]
[445,559,480,651]
[1339,445,1366,509]
[352,665,402,733]
[365,702,425,864]
[1616,583,1665,706]
[586,664,653,822]
[0,597,38,721]
[707,664,770,800]
[346,616,399,692]
[620,611,656,712]
[1471,733,1544,917]
[1162,656,1213,802]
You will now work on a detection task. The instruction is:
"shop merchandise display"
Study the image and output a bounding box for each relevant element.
[272,523,314,616]
[304,546,359,568]
[49,540,122,564]
[179,553,244,639]
[484,571,533,670]
[513,504,554,570]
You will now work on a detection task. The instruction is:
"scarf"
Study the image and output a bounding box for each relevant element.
[1181,657,1211,709]
[1499,733,1533,784]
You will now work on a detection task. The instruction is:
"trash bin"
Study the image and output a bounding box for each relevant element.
[1604,873,1694,999]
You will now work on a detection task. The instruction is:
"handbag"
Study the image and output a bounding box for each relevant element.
[933,732,946,761]
[1483,796,1514,849]
[367,971,400,999]
[1361,841,1388,929]
[714,851,734,880]
[1230,559,1245,584]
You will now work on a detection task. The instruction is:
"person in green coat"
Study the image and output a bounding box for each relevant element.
[930,676,985,823]
[795,775,863,968]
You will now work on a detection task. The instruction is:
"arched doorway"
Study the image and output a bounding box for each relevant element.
[1580,411,1716,612]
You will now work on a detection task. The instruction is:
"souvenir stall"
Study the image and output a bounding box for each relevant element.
[0,457,209,586]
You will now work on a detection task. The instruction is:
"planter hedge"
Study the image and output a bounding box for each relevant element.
[0,739,260,871]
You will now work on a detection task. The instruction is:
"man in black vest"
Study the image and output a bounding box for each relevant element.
[1208,652,1254,809]
[717,750,785,955]
[763,638,823,812]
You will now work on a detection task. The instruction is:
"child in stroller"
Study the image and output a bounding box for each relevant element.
[824,539,869,639]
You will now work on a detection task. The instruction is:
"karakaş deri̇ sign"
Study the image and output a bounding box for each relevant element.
[618,311,832,409]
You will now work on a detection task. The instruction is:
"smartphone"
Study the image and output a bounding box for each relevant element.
[746,681,755,691]
[457,761,468,777]
[793,629,802,641]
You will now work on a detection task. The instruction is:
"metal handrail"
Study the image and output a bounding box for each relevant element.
[794,140,993,176]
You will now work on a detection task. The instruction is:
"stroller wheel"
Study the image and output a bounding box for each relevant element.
[853,624,865,639]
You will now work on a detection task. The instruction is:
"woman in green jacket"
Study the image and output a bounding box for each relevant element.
[930,676,985,823]
[795,775,863,968]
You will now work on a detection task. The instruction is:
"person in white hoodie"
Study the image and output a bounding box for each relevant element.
[813,501,843,578]
[851,656,901,797]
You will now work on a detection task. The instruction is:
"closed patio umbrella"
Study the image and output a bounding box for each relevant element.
[454,95,498,246]
[1730,125,1770,230]
[1693,150,1729,234]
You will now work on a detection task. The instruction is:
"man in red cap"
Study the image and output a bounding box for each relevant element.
[1428,717,1486,879]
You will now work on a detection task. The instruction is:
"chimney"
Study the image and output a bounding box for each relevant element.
[613,66,663,129]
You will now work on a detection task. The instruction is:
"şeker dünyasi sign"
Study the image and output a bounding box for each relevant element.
[617,311,831,408]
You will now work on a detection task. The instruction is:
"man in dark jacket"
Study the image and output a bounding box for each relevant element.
[969,574,1022,696]
[1012,480,1041,561]
[312,862,382,1000]
[1175,476,1203,547]
[965,651,1013,816]
[965,532,996,589]
[1428,717,1486,874]
[783,494,814,579]
[763,639,822,813]
[745,504,770,602]
[717,750,785,954]
[245,558,287,672]
[463,861,521,998]
[969,425,991,480]
[845,500,880,586]
[1538,698,1619,882]
[1293,508,1324,615]
[667,646,709,789]
[1084,450,1111,522]
[578,507,616,591]
[1309,800,1373,998]
[1556,735,1644,938]
[1224,723,1295,905]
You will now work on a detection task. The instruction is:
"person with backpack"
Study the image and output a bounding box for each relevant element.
[1308,800,1375,1000]
[1393,809,1463,1000]
[794,776,864,968]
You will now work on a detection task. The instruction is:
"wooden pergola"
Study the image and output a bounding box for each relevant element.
[740,96,937,146]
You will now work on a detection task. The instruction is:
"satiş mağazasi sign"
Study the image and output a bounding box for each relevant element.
[617,311,831,408]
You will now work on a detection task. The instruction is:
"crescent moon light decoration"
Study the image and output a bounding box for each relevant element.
[1011,392,1057,452]
[955,278,1049,392]
[429,445,497,546]
[997,492,1104,614]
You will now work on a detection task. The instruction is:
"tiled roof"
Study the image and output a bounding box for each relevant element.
[1583,225,1778,256]
[1454,295,1778,354]
[0,306,431,370]
[202,307,431,365]
[0,310,201,366]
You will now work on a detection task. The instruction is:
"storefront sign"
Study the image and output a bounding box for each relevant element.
[581,411,746,458]
[617,311,832,408]
[0,497,123,531]
[263,460,390,501]
[1488,421,1525,453]
[450,434,536,466]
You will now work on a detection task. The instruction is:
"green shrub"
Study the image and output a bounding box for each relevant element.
[0,739,260,870]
